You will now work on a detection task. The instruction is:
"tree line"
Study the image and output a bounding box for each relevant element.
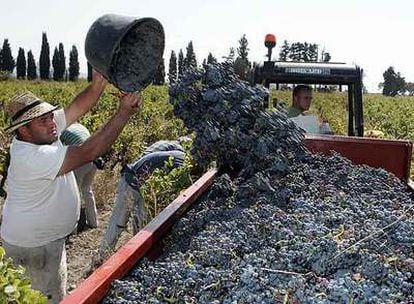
[278,40,331,63]
[151,35,253,86]
[165,36,332,86]
[167,34,258,84]
[380,67,414,96]
[2,32,333,86]
[0,33,80,81]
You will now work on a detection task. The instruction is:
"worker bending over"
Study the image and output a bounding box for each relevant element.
[95,139,187,263]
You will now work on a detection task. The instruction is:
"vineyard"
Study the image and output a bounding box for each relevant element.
[272,90,414,140]
[0,80,195,296]
[0,79,186,165]
[1,80,414,300]
[1,81,414,195]
[0,80,203,223]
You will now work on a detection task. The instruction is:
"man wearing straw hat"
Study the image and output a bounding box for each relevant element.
[0,70,141,303]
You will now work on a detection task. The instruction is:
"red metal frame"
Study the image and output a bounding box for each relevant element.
[305,135,412,182]
[62,135,413,303]
[61,169,218,304]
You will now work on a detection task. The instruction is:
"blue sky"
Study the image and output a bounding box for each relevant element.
[1,0,413,92]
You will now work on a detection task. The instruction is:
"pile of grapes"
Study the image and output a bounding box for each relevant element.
[110,18,164,92]
[103,64,414,303]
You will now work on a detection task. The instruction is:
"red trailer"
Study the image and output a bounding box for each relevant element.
[61,135,413,304]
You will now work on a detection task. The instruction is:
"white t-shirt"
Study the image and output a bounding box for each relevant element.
[290,114,320,134]
[1,109,80,247]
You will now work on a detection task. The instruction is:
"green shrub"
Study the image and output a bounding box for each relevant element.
[141,141,195,222]
[0,247,47,304]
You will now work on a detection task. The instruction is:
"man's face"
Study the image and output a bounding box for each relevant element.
[22,112,58,145]
[293,90,312,112]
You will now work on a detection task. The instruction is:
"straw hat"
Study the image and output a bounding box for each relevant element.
[5,92,59,133]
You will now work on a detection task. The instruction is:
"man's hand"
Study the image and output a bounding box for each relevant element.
[118,93,142,117]
[60,92,142,176]
[91,68,108,87]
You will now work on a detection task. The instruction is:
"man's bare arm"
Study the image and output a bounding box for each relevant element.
[64,70,108,126]
[58,93,141,175]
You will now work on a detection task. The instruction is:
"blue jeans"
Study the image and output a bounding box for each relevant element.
[122,141,185,190]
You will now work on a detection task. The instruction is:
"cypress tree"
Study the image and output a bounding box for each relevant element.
[39,32,50,79]
[279,40,290,61]
[184,41,197,70]
[237,34,249,61]
[168,50,177,83]
[308,43,318,62]
[288,42,302,61]
[69,45,79,81]
[153,58,165,85]
[207,53,217,64]
[178,49,184,79]
[1,39,15,73]
[234,35,251,80]
[222,47,235,63]
[27,50,37,80]
[16,47,26,79]
[52,47,60,81]
[58,43,66,80]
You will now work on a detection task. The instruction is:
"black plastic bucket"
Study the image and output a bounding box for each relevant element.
[85,14,165,92]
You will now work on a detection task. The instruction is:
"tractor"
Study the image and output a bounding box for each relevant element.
[253,33,364,137]
[252,34,412,184]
